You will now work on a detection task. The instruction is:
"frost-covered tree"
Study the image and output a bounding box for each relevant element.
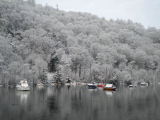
[0,0,160,86]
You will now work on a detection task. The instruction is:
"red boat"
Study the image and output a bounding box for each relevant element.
[97,84,104,87]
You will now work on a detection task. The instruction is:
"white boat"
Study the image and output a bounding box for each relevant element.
[103,83,116,91]
[80,82,87,86]
[128,84,134,88]
[140,82,149,87]
[37,82,45,89]
[65,78,71,85]
[71,81,77,86]
[129,84,133,87]
[88,82,97,89]
[65,83,71,86]
[16,80,30,91]
[50,83,56,86]
[128,84,137,88]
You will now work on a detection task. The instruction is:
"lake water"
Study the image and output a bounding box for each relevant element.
[0,85,160,120]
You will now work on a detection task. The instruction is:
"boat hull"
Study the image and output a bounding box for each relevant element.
[16,80,30,91]
[103,87,116,91]
[16,87,30,91]
[97,84,104,87]
[65,83,71,86]
[88,85,97,89]
[140,83,148,87]
[37,85,44,89]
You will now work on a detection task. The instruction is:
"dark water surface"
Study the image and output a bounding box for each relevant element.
[0,86,160,120]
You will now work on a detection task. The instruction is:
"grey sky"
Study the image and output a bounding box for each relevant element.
[36,0,160,28]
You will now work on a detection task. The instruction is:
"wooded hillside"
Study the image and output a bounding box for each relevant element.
[0,0,160,85]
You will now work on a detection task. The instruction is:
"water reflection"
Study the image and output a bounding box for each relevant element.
[47,95,59,113]
[16,91,30,104]
[105,91,113,96]
[0,86,160,120]
[97,87,103,90]
[46,87,55,97]
[67,85,71,90]
[88,89,97,92]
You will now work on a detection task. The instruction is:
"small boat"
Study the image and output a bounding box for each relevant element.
[37,82,45,89]
[50,83,56,86]
[16,80,30,91]
[71,81,77,86]
[140,82,149,87]
[80,82,87,86]
[97,84,104,88]
[103,84,116,91]
[128,84,133,88]
[88,83,97,89]
[65,78,72,86]
[128,84,137,88]
[65,83,71,86]
[56,82,63,86]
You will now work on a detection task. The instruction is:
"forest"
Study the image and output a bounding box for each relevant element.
[0,0,160,86]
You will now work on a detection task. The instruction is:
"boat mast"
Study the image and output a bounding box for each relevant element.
[105,67,109,84]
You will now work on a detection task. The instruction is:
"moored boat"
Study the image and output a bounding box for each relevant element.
[140,82,149,87]
[65,83,71,86]
[103,84,116,91]
[128,84,133,88]
[97,84,104,88]
[37,82,45,89]
[65,78,72,86]
[16,80,30,91]
[88,83,97,89]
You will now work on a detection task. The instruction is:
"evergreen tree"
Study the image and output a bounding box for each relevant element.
[39,69,47,85]
[48,52,59,73]
[54,70,62,84]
